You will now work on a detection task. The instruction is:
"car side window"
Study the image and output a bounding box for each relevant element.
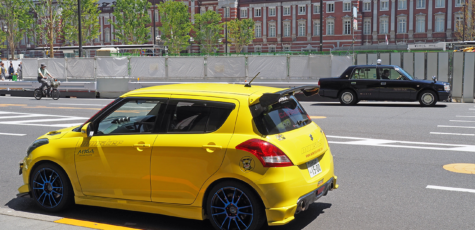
[165,100,234,133]
[96,99,166,135]
[351,68,378,80]
[380,68,405,80]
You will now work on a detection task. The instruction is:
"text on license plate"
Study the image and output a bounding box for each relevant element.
[306,158,322,178]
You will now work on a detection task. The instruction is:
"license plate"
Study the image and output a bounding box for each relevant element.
[307,158,322,178]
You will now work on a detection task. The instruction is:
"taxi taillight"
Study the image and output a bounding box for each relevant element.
[236,139,293,167]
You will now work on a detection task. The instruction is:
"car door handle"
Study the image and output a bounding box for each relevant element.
[134,144,151,148]
[381,82,387,85]
[202,145,222,149]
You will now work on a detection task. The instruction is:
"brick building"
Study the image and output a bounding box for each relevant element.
[1,0,468,57]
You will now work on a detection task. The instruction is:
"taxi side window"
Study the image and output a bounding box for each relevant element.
[351,68,377,80]
[96,99,166,135]
[165,100,234,133]
[380,68,403,80]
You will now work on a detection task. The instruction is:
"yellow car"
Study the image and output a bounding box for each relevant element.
[18,83,337,230]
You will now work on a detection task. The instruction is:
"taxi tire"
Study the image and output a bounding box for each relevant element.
[418,90,437,107]
[339,90,358,105]
[206,181,265,230]
[30,162,74,212]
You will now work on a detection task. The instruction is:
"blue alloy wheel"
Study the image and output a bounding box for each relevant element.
[32,168,64,209]
[210,187,254,230]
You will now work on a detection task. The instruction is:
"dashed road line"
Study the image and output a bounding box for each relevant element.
[430,132,475,136]
[449,120,475,122]
[0,111,88,128]
[0,132,26,136]
[50,103,107,106]
[456,115,475,118]
[426,185,475,194]
[437,125,475,129]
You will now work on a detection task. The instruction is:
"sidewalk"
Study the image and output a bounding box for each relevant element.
[0,208,94,230]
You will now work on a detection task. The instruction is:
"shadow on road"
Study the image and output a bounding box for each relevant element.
[6,197,331,230]
[309,103,447,108]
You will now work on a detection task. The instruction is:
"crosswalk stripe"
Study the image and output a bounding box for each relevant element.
[4,117,87,124]
[0,114,51,119]
[0,111,88,128]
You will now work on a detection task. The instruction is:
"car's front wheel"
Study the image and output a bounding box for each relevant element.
[339,90,358,105]
[207,181,265,230]
[418,90,437,106]
[30,162,74,212]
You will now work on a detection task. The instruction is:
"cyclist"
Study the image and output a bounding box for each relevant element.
[37,63,55,96]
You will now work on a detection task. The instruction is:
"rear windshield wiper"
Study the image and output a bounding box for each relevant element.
[297,118,309,125]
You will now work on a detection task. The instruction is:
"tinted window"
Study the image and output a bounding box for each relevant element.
[166,100,233,133]
[96,99,165,135]
[351,68,378,80]
[252,96,311,135]
[380,68,405,80]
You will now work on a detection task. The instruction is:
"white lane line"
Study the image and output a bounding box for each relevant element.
[456,115,475,118]
[2,117,87,124]
[437,125,475,129]
[0,123,83,128]
[449,120,475,122]
[326,135,475,152]
[426,185,475,194]
[0,114,51,119]
[430,132,475,136]
[0,132,26,136]
[470,108,475,110]
[50,103,106,106]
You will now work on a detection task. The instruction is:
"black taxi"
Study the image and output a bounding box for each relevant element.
[318,64,451,106]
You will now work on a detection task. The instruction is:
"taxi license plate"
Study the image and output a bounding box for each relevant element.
[307,158,322,178]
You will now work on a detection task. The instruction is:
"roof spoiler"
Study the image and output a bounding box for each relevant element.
[259,85,319,108]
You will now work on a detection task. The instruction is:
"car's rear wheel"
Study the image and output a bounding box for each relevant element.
[207,181,265,230]
[30,163,74,212]
[418,90,437,106]
[339,90,357,105]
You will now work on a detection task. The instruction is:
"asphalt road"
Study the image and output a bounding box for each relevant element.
[0,96,474,230]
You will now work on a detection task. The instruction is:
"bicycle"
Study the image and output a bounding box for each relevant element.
[34,79,61,100]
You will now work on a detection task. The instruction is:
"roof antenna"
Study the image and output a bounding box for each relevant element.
[245,72,260,87]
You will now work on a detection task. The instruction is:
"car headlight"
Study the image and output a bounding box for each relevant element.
[444,84,450,92]
[27,138,49,156]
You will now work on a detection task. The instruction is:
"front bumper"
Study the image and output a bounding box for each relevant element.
[437,91,451,101]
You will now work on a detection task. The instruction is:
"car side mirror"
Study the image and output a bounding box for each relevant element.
[81,122,94,137]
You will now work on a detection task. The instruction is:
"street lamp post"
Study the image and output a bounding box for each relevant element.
[4,25,8,60]
[188,36,194,54]
[221,7,228,54]
[78,0,82,57]
[463,0,466,42]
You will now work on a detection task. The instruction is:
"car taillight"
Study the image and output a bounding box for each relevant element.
[317,80,320,86]
[236,139,293,167]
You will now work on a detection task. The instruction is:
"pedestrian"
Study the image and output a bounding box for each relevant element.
[8,61,14,80]
[17,62,22,81]
[0,63,5,81]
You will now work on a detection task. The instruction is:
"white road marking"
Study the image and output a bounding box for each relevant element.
[437,125,475,129]
[449,120,475,122]
[430,132,475,136]
[5,117,87,124]
[0,111,88,128]
[0,132,26,136]
[326,135,475,152]
[456,115,475,118]
[0,114,50,119]
[50,103,106,106]
[426,185,475,194]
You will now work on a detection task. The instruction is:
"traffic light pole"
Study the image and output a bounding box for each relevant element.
[78,0,82,57]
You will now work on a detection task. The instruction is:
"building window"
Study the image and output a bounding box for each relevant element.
[327,3,334,13]
[314,4,320,14]
[241,8,248,18]
[255,8,261,17]
[313,21,320,36]
[298,21,305,36]
[255,46,261,52]
[416,0,425,9]
[269,7,276,16]
[283,6,290,15]
[397,18,406,33]
[299,6,306,15]
[155,10,159,22]
[105,28,110,42]
[269,24,276,37]
[326,20,334,35]
[381,1,389,10]
[363,2,371,11]
[208,6,213,11]
[343,19,351,35]
[283,45,290,51]
[284,23,290,37]
[416,16,425,33]
[380,18,388,34]
[269,46,276,52]
[455,15,463,32]
[363,19,371,35]
[398,0,407,9]
[455,0,463,7]
[435,0,444,7]
[255,24,262,37]
[104,17,110,25]
[343,2,351,12]
[435,16,445,32]
[224,7,230,18]
[201,7,205,14]
[155,27,159,36]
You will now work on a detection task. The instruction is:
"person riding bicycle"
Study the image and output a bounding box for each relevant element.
[37,63,55,96]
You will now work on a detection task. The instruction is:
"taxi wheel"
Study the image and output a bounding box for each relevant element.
[207,181,265,230]
[30,163,74,212]
[339,90,357,105]
[418,90,437,107]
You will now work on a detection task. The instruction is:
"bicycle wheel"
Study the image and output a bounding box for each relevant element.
[34,89,42,100]
[51,89,60,100]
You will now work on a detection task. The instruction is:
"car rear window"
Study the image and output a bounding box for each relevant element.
[251,95,311,135]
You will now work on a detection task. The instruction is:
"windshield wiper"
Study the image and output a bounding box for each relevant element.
[297,118,309,125]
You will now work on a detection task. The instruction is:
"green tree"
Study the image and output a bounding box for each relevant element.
[110,0,152,45]
[158,0,192,55]
[61,0,101,45]
[193,10,223,54]
[226,19,255,53]
[0,0,34,59]
[31,0,65,58]
[455,0,475,41]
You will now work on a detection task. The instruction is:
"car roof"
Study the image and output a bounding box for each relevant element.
[121,83,282,98]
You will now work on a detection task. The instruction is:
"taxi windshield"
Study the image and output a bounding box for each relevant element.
[397,68,415,80]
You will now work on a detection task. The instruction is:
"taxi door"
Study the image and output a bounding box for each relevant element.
[349,67,380,99]
[379,67,415,100]
[75,97,168,201]
[150,96,239,204]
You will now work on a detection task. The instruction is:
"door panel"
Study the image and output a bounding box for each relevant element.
[349,67,380,99]
[151,96,239,204]
[379,68,415,100]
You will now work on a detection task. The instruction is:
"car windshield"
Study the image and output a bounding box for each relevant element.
[397,67,414,80]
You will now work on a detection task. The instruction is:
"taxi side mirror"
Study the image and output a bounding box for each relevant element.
[81,122,94,138]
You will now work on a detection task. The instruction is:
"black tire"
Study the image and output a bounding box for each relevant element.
[51,89,60,100]
[206,181,266,230]
[418,90,437,106]
[339,90,358,105]
[30,162,74,212]
[34,89,42,100]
